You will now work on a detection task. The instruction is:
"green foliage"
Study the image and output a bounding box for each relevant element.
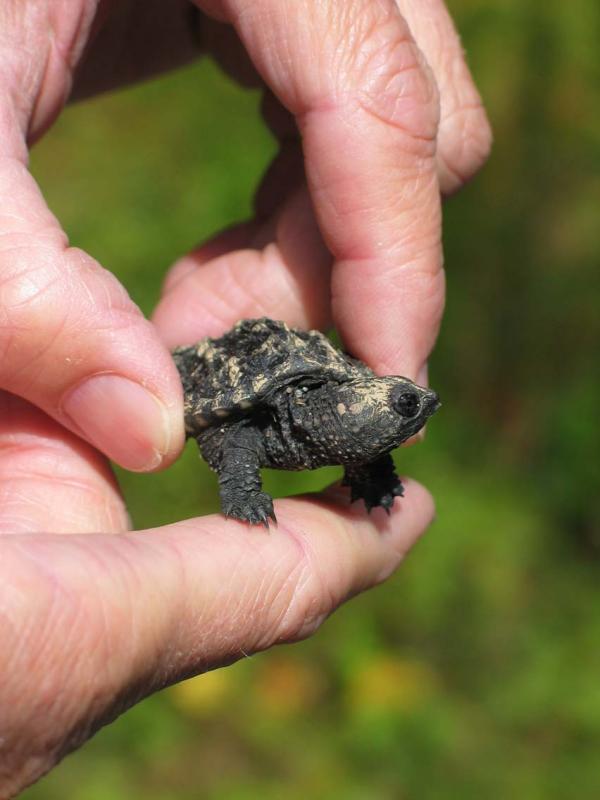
[24,2,599,797]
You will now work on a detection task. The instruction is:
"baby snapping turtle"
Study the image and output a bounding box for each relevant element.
[173,318,440,526]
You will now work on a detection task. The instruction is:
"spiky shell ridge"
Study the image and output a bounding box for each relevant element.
[173,318,373,432]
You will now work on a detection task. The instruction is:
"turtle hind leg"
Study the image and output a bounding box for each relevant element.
[342,455,404,513]
[207,423,276,527]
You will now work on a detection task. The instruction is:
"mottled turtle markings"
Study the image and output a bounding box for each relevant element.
[173,318,440,527]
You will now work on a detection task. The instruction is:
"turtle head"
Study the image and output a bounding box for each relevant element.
[324,376,441,462]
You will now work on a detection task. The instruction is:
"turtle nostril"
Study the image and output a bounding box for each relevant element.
[426,391,441,413]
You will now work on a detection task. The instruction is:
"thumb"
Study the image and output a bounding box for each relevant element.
[0,113,183,471]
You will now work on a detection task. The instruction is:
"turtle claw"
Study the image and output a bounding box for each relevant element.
[343,456,405,515]
[259,509,278,530]
[350,478,404,514]
[222,491,276,528]
[257,506,277,530]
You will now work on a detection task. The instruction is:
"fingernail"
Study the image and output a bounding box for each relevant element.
[62,375,171,471]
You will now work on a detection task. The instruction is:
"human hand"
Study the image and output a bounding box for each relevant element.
[0,0,491,794]
[155,0,492,384]
[0,390,434,794]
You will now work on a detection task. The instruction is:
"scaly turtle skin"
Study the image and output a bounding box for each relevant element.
[173,318,440,526]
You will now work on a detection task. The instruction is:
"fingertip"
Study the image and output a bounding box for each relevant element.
[318,476,435,548]
[325,476,435,585]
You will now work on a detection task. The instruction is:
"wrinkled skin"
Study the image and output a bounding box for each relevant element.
[0,0,491,795]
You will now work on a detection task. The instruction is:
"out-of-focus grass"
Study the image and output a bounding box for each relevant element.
[22,1,600,797]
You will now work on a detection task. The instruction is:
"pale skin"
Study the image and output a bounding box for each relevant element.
[0,0,491,794]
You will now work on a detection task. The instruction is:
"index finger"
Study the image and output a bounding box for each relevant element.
[198,0,445,378]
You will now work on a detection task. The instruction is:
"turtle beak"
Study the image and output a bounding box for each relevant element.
[422,389,441,417]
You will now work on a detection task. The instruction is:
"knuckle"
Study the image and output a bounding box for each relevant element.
[65,247,142,331]
[438,101,493,191]
[0,247,68,371]
[262,528,335,645]
[0,469,128,534]
[0,244,141,389]
[275,576,331,644]
[342,4,440,150]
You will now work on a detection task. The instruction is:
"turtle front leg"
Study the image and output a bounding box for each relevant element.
[342,455,404,513]
[212,423,276,527]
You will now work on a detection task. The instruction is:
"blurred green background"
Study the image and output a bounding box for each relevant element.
[23,0,599,798]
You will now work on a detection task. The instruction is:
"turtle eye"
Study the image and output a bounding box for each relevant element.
[393,390,420,419]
